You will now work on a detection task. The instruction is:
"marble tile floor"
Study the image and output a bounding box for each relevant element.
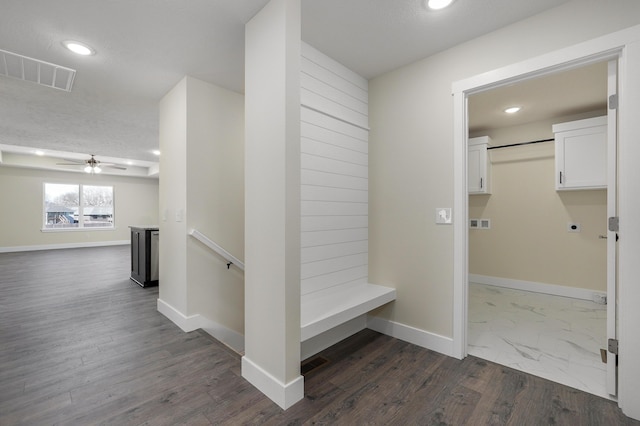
[468,282,610,399]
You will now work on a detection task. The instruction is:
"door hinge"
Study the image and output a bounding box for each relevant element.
[609,94,618,110]
[609,216,619,232]
[608,338,619,355]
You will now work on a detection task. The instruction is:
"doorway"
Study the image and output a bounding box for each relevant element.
[465,61,611,398]
[451,44,624,403]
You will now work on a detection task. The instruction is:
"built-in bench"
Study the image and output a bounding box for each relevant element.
[300,282,396,341]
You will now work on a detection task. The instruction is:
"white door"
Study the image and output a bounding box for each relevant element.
[606,58,618,396]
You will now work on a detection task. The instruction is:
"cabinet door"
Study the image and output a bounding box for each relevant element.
[131,230,140,276]
[468,144,487,194]
[556,125,606,190]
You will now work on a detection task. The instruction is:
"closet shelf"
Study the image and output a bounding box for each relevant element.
[301,282,396,341]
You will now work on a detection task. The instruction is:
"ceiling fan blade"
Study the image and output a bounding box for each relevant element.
[104,165,127,170]
[60,158,85,164]
[56,162,84,166]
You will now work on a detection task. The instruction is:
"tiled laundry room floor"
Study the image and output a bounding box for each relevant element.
[468,282,609,399]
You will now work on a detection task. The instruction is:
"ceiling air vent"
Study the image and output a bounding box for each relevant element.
[0,49,76,92]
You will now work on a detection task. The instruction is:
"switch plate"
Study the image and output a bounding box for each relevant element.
[176,209,183,222]
[436,208,452,224]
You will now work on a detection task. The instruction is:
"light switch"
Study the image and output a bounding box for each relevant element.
[176,209,183,222]
[436,208,452,224]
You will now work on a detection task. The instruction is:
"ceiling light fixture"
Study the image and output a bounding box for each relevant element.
[426,0,455,10]
[504,106,522,114]
[152,150,161,156]
[34,150,45,156]
[63,40,96,56]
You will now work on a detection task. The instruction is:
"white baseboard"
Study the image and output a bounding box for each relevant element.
[469,274,606,302]
[157,298,245,354]
[367,316,453,357]
[157,298,201,332]
[301,315,366,360]
[0,240,129,253]
[241,356,304,410]
[200,318,245,355]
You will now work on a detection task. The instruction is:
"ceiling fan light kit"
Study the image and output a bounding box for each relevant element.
[56,154,126,174]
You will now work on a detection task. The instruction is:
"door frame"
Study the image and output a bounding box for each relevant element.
[451,25,640,413]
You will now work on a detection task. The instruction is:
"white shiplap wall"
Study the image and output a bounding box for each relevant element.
[300,43,369,296]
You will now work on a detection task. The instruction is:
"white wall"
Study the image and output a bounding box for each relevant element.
[159,77,188,314]
[186,77,245,340]
[300,42,370,296]
[0,166,158,251]
[243,0,303,410]
[469,113,607,292]
[158,76,245,347]
[368,0,640,341]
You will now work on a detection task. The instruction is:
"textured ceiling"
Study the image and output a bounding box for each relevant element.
[0,0,571,166]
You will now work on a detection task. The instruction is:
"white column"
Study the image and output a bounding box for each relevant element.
[242,0,303,410]
[158,78,188,316]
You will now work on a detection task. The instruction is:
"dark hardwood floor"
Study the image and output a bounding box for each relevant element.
[0,246,636,425]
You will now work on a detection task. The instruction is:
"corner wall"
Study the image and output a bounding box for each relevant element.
[186,77,245,345]
[368,0,640,341]
[158,76,245,347]
[243,0,303,410]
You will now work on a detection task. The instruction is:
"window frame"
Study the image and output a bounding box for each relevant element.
[42,182,116,232]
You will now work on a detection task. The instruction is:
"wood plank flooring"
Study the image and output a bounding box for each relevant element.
[0,246,637,425]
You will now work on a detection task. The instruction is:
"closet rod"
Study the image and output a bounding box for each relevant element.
[487,138,554,150]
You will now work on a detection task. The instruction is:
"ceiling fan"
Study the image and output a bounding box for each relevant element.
[56,154,127,174]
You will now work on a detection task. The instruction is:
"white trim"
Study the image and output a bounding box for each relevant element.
[452,23,640,368]
[199,318,245,355]
[157,298,201,332]
[241,356,304,410]
[156,298,245,354]
[451,26,639,94]
[469,274,606,302]
[366,316,453,357]
[41,227,116,233]
[452,89,468,360]
[0,239,129,253]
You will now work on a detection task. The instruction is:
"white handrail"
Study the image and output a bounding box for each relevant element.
[189,228,245,271]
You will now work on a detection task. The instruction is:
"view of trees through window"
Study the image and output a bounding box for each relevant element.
[44,183,114,229]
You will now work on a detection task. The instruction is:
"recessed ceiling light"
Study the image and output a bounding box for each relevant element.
[504,106,522,114]
[152,150,161,156]
[426,0,455,10]
[62,40,96,56]
[34,150,45,156]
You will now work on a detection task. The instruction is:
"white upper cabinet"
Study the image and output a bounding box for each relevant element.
[468,136,491,194]
[553,116,607,191]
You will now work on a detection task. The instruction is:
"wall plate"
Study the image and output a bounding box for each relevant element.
[436,208,452,224]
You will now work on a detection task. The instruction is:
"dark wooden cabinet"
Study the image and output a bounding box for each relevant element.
[130,226,159,287]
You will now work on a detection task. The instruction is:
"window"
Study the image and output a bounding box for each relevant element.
[44,183,114,230]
